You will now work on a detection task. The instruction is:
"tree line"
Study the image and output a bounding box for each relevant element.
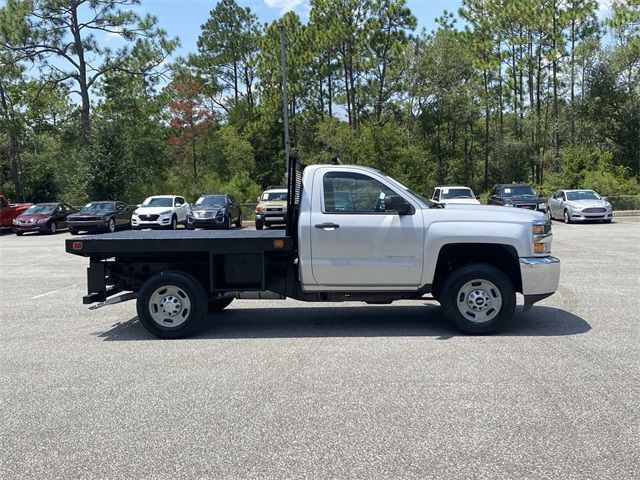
[1,0,639,206]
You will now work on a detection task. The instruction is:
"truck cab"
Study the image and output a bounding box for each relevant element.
[67,163,560,338]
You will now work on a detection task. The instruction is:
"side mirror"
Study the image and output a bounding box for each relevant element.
[602,196,608,202]
[386,195,411,215]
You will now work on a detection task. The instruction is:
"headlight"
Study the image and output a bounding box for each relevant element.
[12,218,18,224]
[570,203,583,210]
[159,210,172,215]
[255,205,264,213]
[132,210,139,216]
[532,220,552,255]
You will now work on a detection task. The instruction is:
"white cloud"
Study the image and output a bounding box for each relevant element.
[264,0,303,14]
[105,26,124,41]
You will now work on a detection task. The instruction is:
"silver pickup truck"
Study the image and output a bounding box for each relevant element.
[67,162,560,338]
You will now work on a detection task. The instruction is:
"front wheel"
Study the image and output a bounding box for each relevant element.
[546,207,553,220]
[170,216,177,230]
[440,263,516,334]
[236,215,242,228]
[255,220,263,230]
[49,221,58,234]
[603,219,612,224]
[69,228,78,235]
[563,209,571,224]
[107,218,115,233]
[136,271,208,339]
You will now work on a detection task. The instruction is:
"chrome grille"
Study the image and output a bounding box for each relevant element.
[583,207,606,213]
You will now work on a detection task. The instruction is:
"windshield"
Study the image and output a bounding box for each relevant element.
[384,176,435,208]
[195,195,226,207]
[441,188,474,199]
[502,185,535,197]
[143,197,173,207]
[262,192,287,201]
[566,190,600,201]
[81,202,115,212]
[24,204,56,215]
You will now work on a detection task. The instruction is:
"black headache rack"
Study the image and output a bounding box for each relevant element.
[286,155,305,239]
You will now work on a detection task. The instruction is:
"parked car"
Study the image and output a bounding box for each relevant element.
[187,194,242,230]
[67,201,134,234]
[255,187,288,230]
[547,189,613,224]
[431,186,480,205]
[0,195,32,229]
[12,202,77,235]
[131,195,188,230]
[488,183,546,213]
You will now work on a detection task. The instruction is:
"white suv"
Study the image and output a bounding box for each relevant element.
[131,195,188,230]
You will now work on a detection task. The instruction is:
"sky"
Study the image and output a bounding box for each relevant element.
[135,0,463,59]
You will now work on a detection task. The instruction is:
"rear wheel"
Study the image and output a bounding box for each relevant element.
[563,209,571,224]
[440,263,515,334]
[208,297,234,312]
[255,220,263,230]
[137,271,207,339]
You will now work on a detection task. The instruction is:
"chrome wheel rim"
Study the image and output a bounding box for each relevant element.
[50,222,57,233]
[564,210,569,223]
[148,285,191,328]
[109,219,115,232]
[456,279,502,324]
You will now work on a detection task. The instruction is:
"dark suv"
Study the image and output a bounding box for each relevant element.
[488,184,545,213]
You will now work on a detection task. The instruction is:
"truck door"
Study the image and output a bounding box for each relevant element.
[309,169,424,288]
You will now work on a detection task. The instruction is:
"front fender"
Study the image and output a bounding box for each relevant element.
[422,220,531,284]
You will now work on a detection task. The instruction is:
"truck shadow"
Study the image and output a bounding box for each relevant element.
[95,305,591,341]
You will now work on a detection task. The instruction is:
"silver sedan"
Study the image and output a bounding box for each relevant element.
[546,189,613,223]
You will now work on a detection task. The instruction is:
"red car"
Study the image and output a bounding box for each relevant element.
[0,195,32,229]
[12,202,77,235]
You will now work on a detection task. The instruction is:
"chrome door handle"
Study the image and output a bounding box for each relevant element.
[315,222,340,229]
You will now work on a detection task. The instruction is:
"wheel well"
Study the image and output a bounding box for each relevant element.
[433,243,522,294]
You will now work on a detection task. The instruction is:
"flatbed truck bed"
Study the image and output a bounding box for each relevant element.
[66,228,292,258]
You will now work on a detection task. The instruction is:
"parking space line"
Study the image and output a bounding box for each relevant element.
[32,283,79,299]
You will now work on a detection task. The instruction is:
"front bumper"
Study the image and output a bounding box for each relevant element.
[256,213,286,224]
[520,256,561,309]
[569,210,613,221]
[187,217,227,228]
[13,222,48,232]
[68,220,109,231]
[131,215,173,228]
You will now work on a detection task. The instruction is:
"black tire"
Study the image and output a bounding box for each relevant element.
[69,228,78,235]
[170,216,177,230]
[136,271,208,339]
[236,215,242,228]
[225,216,231,230]
[440,263,516,334]
[16,231,24,236]
[255,220,263,230]
[563,209,571,224]
[49,221,58,234]
[603,219,612,224]
[208,297,234,313]
[546,207,553,220]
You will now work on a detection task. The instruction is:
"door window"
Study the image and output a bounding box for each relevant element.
[323,172,399,213]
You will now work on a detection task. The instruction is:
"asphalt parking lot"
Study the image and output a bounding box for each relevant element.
[1,218,639,479]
